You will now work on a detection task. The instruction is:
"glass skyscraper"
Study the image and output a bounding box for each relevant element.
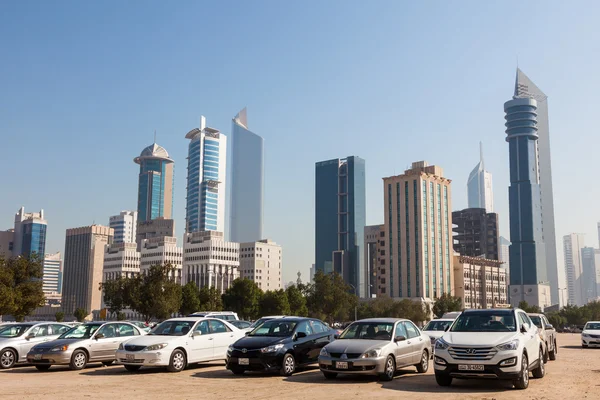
[467,142,494,213]
[228,108,264,242]
[134,143,174,223]
[185,116,227,233]
[13,207,47,258]
[315,156,366,297]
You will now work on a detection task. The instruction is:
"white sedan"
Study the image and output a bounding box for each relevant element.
[582,321,600,348]
[115,317,245,372]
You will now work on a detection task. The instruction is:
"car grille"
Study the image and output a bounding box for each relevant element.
[119,358,144,364]
[124,345,146,352]
[329,353,362,359]
[230,348,262,358]
[448,346,497,360]
[590,334,600,339]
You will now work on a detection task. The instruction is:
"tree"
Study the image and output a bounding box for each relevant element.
[0,255,46,321]
[260,290,291,316]
[55,311,65,322]
[518,301,542,314]
[99,276,127,319]
[74,308,89,322]
[307,271,358,323]
[132,264,182,321]
[180,282,201,316]
[432,293,463,318]
[222,279,263,320]
[198,286,223,311]
[116,311,126,321]
[285,285,308,316]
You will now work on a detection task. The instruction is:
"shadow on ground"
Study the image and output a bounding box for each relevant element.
[81,362,221,376]
[193,366,319,380]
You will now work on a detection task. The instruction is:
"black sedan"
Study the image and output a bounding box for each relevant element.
[226,317,335,376]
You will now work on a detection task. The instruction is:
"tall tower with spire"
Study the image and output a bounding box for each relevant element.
[134,141,174,223]
[467,142,494,213]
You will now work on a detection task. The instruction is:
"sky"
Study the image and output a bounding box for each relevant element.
[1,1,600,285]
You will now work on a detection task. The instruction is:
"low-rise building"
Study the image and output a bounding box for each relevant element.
[140,236,182,283]
[453,255,508,309]
[239,239,282,291]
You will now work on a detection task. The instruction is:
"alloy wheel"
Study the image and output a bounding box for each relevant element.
[386,357,394,378]
[173,352,185,371]
[74,353,86,369]
[522,356,529,386]
[421,352,428,371]
[284,355,295,374]
[1,350,15,368]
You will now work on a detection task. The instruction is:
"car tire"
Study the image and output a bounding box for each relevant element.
[167,349,186,373]
[415,350,429,373]
[35,365,51,371]
[280,353,296,376]
[322,371,337,379]
[435,372,452,387]
[379,355,395,381]
[513,353,529,390]
[532,348,545,379]
[124,365,141,372]
[102,361,114,366]
[0,348,17,369]
[549,341,557,361]
[231,367,245,375]
[582,344,588,348]
[69,350,88,370]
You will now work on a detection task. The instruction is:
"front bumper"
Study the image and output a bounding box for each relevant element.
[434,350,521,380]
[115,350,170,367]
[226,349,285,372]
[318,355,384,375]
[582,336,600,347]
[26,351,73,365]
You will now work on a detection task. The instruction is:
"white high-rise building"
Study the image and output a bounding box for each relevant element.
[467,142,494,213]
[43,252,63,295]
[239,239,282,291]
[182,231,239,293]
[109,211,137,244]
[563,233,586,306]
[103,242,140,281]
[140,236,182,283]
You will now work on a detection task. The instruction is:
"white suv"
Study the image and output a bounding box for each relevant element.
[433,308,545,390]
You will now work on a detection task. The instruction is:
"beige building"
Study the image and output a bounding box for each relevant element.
[62,225,113,316]
[136,217,175,251]
[240,239,282,291]
[183,231,239,293]
[103,242,140,281]
[453,255,508,309]
[140,236,182,283]
[0,229,14,257]
[364,225,385,298]
[382,161,453,301]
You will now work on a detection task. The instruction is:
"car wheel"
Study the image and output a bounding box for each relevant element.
[435,372,452,386]
[513,353,529,389]
[69,350,88,371]
[102,361,114,366]
[416,349,429,373]
[549,340,557,361]
[231,367,245,375]
[0,348,17,369]
[124,365,141,372]
[35,365,51,371]
[322,371,337,379]
[379,355,395,381]
[532,348,545,379]
[582,344,588,348]
[167,349,186,372]
[280,353,296,376]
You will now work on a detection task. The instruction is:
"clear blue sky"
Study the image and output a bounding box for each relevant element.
[1,1,599,285]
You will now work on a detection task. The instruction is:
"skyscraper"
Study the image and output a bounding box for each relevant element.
[228,108,264,242]
[499,236,511,269]
[513,69,560,306]
[581,247,600,304]
[134,143,174,223]
[109,211,137,244]
[563,233,585,306]
[467,142,494,212]
[185,116,227,233]
[364,225,384,298]
[13,207,47,258]
[504,95,550,308]
[315,156,366,297]
[382,161,453,301]
[42,252,63,294]
[452,208,500,260]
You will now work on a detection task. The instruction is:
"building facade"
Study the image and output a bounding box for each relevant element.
[182,231,239,293]
[140,236,182,283]
[452,208,500,260]
[315,156,366,297]
[185,116,227,233]
[499,236,510,268]
[239,239,282,291]
[62,225,113,316]
[135,218,175,251]
[364,225,384,298]
[382,161,453,301]
[581,247,600,304]
[453,255,508,309]
[563,233,586,306]
[109,211,137,244]
[134,142,174,223]
[13,207,47,257]
[228,108,264,243]
[42,252,63,295]
[103,242,140,281]
[0,229,14,257]
[467,142,494,213]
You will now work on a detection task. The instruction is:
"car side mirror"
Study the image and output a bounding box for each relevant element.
[25,334,34,341]
[245,331,250,336]
[545,324,554,330]
[394,335,407,342]
[192,331,201,337]
[95,333,104,340]
[333,334,339,339]
[520,324,529,334]
[297,332,307,339]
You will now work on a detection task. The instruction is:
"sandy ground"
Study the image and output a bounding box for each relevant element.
[1,333,598,400]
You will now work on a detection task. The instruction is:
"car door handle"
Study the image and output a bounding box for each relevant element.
[208,338,214,340]
[407,341,412,344]
[419,338,423,342]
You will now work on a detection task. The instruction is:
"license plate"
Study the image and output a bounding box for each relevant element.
[458,364,484,371]
[238,358,249,365]
[336,361,348,369]
[34,354,42,360]
[126,354,135,361]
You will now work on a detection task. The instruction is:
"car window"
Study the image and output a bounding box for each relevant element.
[96,324,118,338]
[395,322,408,338]
[542,316,550,326]
[309,320,326,333]
[295,321,313,336]
[33,325,50,337]
[518,313,531,329]
[209,320,230,333]
[118,324,138,337]
[194,321,210,335]
[403,322,419,339]
[51,324,70,335]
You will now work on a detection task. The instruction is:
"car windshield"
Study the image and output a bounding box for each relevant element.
[450,311,516,332]
[585,323,600,330]
[59,324,102,339]
[150,321,194,336]
[423,320,451,331]
[250,317,273,329]
[529,316,543,329]
[0,324,32,338]
[339,322,394,340]
[249,320,297,337]
[231,321,251,329]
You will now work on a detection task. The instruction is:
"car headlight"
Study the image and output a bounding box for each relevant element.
[320,347,329,356]
[227,345,234,352]
[51,345,69,352]
[260,343,284,353]
[144,343,168,351]
[496,339,519,351]
[582,333,590,338]
[435,338,449,350]
[361,348,382,358]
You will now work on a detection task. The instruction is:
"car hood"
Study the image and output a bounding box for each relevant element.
[442,332,517,346]
[122,335,183,347]
[325,339,387,354]
[233,335,287,349]
[32,338,88,350]
[424,331,445,340]
[583,329,600,335]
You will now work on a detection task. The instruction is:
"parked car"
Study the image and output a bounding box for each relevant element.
[230,320,252,330]
[319,318,432,381]
[27,321,144,371]
[434,308,545,390]
[128,321,152,334]
[422,319,454,346]
[527,313,557,361]
[226,317,335,376]
[581,321,600,348]
[0,322,71,369]
[116,317,244,372]
[187,311,239,321]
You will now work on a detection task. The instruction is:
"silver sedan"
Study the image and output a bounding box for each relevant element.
[318,318,431,381]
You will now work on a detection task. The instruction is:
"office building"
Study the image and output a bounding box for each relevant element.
[135,217,175,251]
[563,234,586,306]
[382,161,453,301]
[62,225,113,316]
[513,69,560,306]
[42,252,63,295]
[239,239,282,291]
[453,255,508,309]
[581,247,600,304]
[103,242,140,281]
[109,211,137,244]
[228,108,264,242]
[182,231,239,293]
[315,156,366,297]
[140,236,182,283]
[134,142,174,223]
[364,225,384,298]
[452,208,500,260]
[499,236,510,267]
[0,229,14,257]
[185,116,227,233]
[467,142,494,213]
[375,228,387,297]
[13,207,47,257]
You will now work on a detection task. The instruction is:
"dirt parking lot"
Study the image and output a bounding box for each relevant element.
[1,333,598,400]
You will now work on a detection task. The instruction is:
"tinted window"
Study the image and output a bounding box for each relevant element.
[194,321,210,334]
[60,324,102,339]
[96,324,118,338]
[585,322,600,330]
[451,311,516,332]
[310,320,327,333]
[404,322,419,339]
[249,320,297,337]
[0,324,32,338]
[209,320,230,333]
[296,321,313,336]
[529,315,543,329]
[339,322,393,340]
[150,321,194,336]
[395,322,407,338]
[118,324,138,337]
[51,324,70,335]
[423,320,451,331]
[33,325,50,337]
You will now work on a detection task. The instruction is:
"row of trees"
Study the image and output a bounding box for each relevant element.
[517,300,600,328]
